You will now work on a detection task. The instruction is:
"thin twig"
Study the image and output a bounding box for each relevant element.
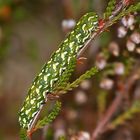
[92,93,123,140]
[91,63,140,140]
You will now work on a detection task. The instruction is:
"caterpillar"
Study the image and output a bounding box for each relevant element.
[19,12,99,131]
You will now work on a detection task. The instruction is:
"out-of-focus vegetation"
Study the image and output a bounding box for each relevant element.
[0,0,140,140]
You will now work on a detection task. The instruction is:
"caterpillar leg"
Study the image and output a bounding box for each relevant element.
[27,128,36,140]
[46,94,60,101]
[105,29,110,32]
[77,57,87,64]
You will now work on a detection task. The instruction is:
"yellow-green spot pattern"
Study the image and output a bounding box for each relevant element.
[19,12,99,130]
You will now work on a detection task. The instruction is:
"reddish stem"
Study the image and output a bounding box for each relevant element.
[91,93,123,140]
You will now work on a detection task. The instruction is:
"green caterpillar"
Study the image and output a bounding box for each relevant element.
[19,12,99,131]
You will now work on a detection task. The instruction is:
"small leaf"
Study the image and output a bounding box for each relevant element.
[35,101,62,130]
[55,57,76,89]
[104,0,116,19]
[56,66,98,94]
[19,128,28,140]
[109,2,140,27]
[110,101,140,129]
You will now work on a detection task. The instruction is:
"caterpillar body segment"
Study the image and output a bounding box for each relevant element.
[19,12,99,130]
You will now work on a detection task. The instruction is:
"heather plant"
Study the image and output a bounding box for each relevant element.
[18,0,140,139]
